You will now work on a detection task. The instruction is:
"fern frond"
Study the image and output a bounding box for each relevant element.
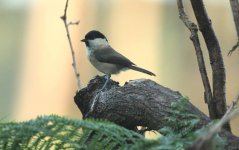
[0,115,143,150]
[156,97,225,150]
[0,98,226,150]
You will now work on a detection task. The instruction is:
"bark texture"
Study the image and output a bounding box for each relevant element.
[190,0,229,131]
[74,76,239,150]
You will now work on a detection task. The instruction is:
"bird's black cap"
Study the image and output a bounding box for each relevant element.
[81,30,108,42]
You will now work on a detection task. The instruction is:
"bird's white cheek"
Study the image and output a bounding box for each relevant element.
[85,47,92,57]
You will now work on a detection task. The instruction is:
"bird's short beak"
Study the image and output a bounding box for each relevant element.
[81,39,86,42]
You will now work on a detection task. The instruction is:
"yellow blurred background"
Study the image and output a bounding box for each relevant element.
[0,0,238,135]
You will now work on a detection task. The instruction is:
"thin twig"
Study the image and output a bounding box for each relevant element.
[60,0,81,91]
[230,0,239,36]
[177,0,213,116]
[187,93,239,150]
[67,21,80,26]
[228,39,239,56]
[228,0,239,55]
[202,94,239,140]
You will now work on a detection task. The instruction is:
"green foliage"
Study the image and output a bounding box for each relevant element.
[163,97,200,137]
[0,115,143,150]
[161,98,225,150]
[192,121,226,150]
[0,98,226,150]
[132,97,225,150]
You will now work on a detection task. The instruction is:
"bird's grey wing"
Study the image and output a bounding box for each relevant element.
[94,47,135,67]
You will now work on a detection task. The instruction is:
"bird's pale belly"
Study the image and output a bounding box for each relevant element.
[88,56,127,74]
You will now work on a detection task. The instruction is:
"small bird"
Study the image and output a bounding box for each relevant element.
[81,30,155,91]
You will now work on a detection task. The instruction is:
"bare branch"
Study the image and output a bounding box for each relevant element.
[230,0,239,36]
[190,0,230,131]
[187,93,239,150]
[60,0,81,90]
[228,0,239,55]
[67,21,80,26]
[177,0,215,118]
[228,39,239,56]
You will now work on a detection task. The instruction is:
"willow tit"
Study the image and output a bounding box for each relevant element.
[81,30,155,91]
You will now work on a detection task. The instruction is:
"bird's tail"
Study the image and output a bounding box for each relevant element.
[129,65,156,76]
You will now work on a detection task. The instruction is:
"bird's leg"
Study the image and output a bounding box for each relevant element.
[90,74,111,112]
[100,74,111,92]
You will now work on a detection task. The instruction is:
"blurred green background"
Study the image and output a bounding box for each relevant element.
[0,0,238,135]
